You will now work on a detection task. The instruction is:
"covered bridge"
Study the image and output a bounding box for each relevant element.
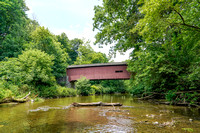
[66,62,131,87]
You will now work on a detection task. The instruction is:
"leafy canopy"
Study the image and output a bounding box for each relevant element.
[0,49,55,86]
[26,27,70,79]
[0,0,30,60]
[74,43,109,65]
[93,0,200,103]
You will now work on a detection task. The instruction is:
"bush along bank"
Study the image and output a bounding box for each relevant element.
[75,77,129,96]
[0,80,77,104]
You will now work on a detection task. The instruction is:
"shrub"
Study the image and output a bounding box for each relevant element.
[0,88,13,100]
[0,49,56,87]
[102,87,115,94]
[90,80,128,94]
[39,85,77,98]
[91,85,102,94]
[39,86,58,98]
[57,86,77,97]
[0,80,20,99]
[75,77,93,96]
[34,97,44,102]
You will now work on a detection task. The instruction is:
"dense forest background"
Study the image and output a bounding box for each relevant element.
[93,0,200,105]
[0,0,199,105]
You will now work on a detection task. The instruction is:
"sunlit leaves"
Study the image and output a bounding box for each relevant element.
[94,0,200,103]
[93,0,143,52]
[26,27,70,79]
[0,49,55,86]
[133,0,200,42]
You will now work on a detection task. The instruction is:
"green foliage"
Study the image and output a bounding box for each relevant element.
[74,43,108,65]
[75,77,93,96]
[0,0,28,39]
[56,34,83,65]
[0,80,18,100]
[39,85,76,98]
[182,128,194,132]
[69,38,83,63]
[91,85,101,95]
[33,97,44,102]
[1,0,115,100]
[90,80,128,94]
[26,27,70,79]
[38,86,57,98]
[93,0,142,53]
[166,90,177,102]
[94,80,128,93]
[0,49,56,86]
[57,86,77,97]
[0,88,13,100]
[133,0,200,42]
[93,0,200,104]
[0,0,32,60]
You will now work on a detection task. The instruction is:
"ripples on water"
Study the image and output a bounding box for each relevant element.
[0,94,200,132]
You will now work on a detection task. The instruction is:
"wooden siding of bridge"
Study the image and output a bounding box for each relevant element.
[67,65,130,82]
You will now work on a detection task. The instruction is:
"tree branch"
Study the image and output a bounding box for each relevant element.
[172,23,200,31]
[172,8,185,24]
[181,23,200,31]
[172,8,200,31]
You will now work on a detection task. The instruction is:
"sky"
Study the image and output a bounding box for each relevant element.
[25,0,131,62]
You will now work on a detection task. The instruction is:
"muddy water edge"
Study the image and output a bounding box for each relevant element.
[0,94,200,132]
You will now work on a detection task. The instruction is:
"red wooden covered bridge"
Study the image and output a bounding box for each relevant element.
[66,62,131,87]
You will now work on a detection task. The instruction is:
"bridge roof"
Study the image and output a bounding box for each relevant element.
[67,62,127,69]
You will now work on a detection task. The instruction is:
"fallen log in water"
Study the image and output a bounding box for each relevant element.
[0,98,27,104]
[71,102,122,107]
[0,92,31,104]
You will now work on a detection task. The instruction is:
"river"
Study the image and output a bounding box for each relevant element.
[0,94,200,132]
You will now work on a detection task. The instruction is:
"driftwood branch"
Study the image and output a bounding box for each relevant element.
[0,98,27,104]
[71,102,122,107]
[0,92,31,104]
[22,92,31,99]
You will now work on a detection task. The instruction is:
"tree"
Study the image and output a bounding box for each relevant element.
[133,0,200,42]
[56,33,83,65]
[75,77,92,96]
[69,38,83,64]
[27,27,70,79]
[93,0,143,53]
[0,49,55,86]
[74,43,108,65]
[56,33,71,65]
[93,0,200,104]
[0,0,29,60]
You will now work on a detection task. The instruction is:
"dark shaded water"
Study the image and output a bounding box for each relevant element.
[0,94,200,132]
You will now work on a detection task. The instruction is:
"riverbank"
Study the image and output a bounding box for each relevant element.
[1,94,200,110]
[145,99,200,108]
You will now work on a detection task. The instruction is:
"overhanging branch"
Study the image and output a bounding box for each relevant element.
[172,8,185,24]
[171,8,200,31]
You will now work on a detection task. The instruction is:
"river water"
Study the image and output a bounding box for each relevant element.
[0,94,200,133]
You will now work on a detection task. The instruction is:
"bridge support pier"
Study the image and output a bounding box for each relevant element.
[66,76,75,88]
[71,81,75,89]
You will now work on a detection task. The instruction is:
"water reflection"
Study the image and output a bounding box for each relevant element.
[0,94,200,132]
